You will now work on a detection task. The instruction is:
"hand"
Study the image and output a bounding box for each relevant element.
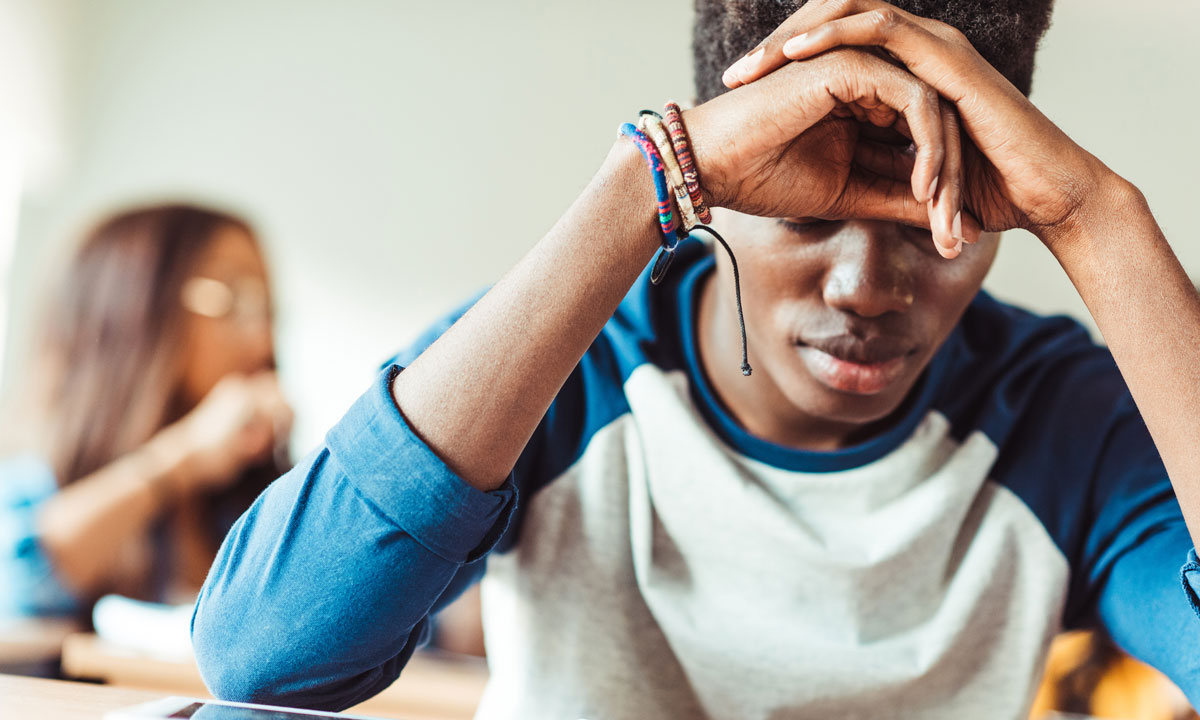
[686,46,978,256]
[161,371,292,493]
[722,0,1113,247]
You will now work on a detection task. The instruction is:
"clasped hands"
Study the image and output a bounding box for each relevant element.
[684,0,1114,260]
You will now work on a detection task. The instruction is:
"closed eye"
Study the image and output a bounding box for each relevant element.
[777,218,839,235]
[900,224,944,255]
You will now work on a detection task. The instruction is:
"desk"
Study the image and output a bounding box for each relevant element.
[0,675,453,720]
[59,634,487,720]
[0,617,78,675]
[3,675,167,720]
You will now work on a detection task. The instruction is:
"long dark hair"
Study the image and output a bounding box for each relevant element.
[33,204,264,487]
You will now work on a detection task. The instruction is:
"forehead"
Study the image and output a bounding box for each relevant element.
[193,224,266,280]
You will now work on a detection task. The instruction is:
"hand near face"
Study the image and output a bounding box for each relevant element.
[685,46,980,257]
[168,370,293,493]
[722,0,1112,247]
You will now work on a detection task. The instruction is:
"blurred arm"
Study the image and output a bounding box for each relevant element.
[35,427,194,597]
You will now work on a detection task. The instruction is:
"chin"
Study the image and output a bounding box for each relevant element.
[779,362,920,429]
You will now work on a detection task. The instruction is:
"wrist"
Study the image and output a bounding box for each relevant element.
[604,137,678,254]
[679,105,731,210]
[1038,168,1146,256]
[142,424,196,497]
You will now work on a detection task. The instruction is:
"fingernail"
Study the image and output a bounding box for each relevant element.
[736,47,765,81]
[952,211,964,241]
[954,238,963,255]
[782,33,809,55]
[927,175,939,203]
[722,65,740,87]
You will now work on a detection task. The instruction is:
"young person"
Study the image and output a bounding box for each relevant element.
[0,205,291,625]
[192,1,1200,717]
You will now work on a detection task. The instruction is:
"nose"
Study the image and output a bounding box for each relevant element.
[820,222,916,319]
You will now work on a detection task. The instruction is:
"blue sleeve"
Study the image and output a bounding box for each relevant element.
[192,278,643,709]
[1082,402,1200,705]
[0,456,79,619]
[944,297,1200,703]
[191,365,517,710]
[981,341,1200,703]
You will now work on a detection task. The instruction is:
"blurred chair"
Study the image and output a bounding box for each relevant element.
[1032,630,1197,720]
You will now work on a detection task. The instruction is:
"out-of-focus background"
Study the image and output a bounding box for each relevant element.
[2,3,1198,719]
[2,0,1196,452]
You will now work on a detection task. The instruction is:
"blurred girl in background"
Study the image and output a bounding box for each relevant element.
[0,204,291,623]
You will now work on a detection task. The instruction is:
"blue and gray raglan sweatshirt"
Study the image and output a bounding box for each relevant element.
[191,238,1200,719]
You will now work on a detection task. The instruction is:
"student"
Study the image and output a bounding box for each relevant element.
[0,204,291,624]
[193,1,1200,717]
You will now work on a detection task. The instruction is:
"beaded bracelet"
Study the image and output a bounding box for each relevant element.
[618,111,751,376]
[618,122,679,284]
[638,112,699,232]
[618,122,676,238]
[663,102,712,224]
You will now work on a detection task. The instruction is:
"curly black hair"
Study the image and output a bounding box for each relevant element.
[694,0,1055,103]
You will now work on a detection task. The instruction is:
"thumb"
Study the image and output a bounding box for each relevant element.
[831,169,931,228]
[833,168,982,243]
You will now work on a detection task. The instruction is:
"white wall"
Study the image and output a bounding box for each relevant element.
[988,0,1200,327]
[0,0,72,390]
[3,0,1196,451]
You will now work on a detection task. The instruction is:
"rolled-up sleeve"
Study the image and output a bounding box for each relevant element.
[192,365,516,710]
[325,365,514,563]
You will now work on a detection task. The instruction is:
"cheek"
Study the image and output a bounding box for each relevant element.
[186,319,260,373]
[915,242,997,332]
[742,255,823,344]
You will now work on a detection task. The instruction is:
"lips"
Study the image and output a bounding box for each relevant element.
[795,334,914,395]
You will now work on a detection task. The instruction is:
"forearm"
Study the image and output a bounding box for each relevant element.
[392,139,661,490]
[1047,176,1200,545]
[36,429,187,594]
[194,384,510,708]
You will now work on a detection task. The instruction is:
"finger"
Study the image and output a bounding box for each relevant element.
[834,167,932,229]
[927,198,956,258]
[722,0,870,88]
[926,202,983,259]
[859,101,899,129]
[824,53,943,204]
[924,103,961,253]
[780,5,976,106]
[935,101,966,249]
[853,140,915,180]
[835,166,982,253]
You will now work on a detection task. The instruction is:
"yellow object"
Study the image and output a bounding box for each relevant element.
[1030,631,1194,720]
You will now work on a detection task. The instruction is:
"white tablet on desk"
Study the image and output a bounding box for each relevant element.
[104,696,390,720]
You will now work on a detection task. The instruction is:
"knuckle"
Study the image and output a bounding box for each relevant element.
[939,24,969,45]
[916,85,936,108]
[915,84,938,110]
[868,7,901,32]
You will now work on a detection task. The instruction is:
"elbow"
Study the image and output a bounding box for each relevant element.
[191,593,291,705]
[191,592,415,711]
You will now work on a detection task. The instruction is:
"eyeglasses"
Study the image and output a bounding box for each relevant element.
[180,276,271,326]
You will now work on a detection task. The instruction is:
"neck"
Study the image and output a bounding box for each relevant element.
[696,269,889,452]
